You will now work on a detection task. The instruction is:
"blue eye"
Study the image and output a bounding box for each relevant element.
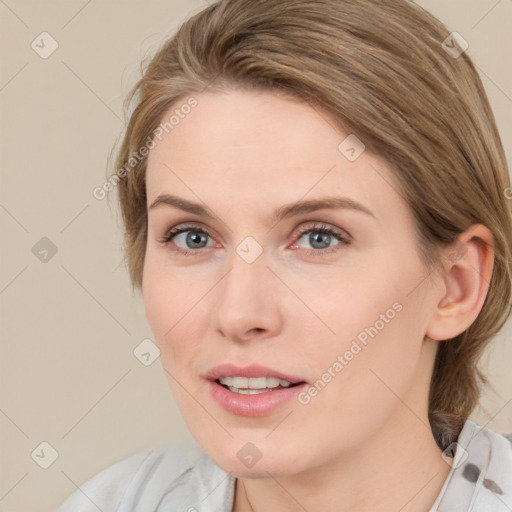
[291,224,350,256]
[159,225,216,254]
[159,222,351,256]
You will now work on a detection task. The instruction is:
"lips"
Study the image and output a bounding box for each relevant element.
[205,363,306,385]
[205,363,308,416]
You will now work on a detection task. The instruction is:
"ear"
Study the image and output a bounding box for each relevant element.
[426,224,495,341]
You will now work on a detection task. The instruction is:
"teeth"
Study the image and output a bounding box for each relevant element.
[233,376,248,388]
[248,376,280,389]
[218,376,293,390]
[228,387,269,395]
[219,376,234,387]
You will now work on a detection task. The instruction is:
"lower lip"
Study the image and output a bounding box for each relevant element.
[208,380,308,417]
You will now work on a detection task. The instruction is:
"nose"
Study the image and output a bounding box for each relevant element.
[212,248,283,343]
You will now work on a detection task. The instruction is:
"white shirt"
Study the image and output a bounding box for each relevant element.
[57,420,512,511]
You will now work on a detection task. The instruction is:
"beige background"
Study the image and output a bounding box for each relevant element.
[0,1,511,511]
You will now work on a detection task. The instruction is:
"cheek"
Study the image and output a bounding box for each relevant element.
[285,262,403,351]
[142,258,172,342]
[142,265,213,429]
[298,257,427,399]
[293,308,423,456]
[142,255,211,371]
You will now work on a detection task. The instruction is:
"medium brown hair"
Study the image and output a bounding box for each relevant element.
[109,0,512,449]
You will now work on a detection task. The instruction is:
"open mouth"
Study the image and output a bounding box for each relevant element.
[208,372,309,416]
[215,376,304,395]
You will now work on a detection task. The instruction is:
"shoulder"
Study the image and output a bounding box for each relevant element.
[436,420,512,511]
[457,420,512,477]
[465,419,512,457]
[56,447,154,512]
[502,431,512,446]
[56,441,229,512]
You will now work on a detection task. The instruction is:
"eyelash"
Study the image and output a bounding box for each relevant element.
[158,222,351,257]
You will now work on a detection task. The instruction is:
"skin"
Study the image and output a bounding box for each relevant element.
[142,89,494,512]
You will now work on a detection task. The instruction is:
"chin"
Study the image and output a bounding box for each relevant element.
[198,438,311,479]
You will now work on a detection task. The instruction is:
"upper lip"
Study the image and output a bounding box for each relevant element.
[205,363,306,384]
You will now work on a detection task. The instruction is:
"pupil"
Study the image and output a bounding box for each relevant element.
[310,232,330,249]
[187,232,207,248]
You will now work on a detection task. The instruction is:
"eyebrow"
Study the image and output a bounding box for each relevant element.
[148,193,375,222]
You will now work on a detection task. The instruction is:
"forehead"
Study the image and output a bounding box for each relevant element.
[145,89,409,223]
[148,89,341,173]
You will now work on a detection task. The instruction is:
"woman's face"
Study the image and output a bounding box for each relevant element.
[143,89,444,477]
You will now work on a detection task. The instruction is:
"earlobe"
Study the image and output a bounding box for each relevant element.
[426,224,494,342]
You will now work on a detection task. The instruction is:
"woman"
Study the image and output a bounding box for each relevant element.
[58,0,512,510]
